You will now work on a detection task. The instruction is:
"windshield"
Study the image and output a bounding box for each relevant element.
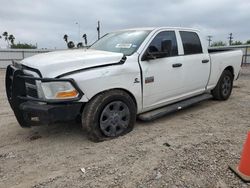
[90,30,151,56]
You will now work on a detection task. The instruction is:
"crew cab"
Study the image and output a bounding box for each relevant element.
[6,27,242,141]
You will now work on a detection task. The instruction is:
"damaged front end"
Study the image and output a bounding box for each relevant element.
[5,62,83,127]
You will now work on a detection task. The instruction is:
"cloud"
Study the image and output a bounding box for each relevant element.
[0,0,249,48]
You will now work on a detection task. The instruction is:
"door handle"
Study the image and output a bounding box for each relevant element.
[202,59,209,63]
[172,63,182,68]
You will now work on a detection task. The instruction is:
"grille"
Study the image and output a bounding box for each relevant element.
[6,64,40,103]
[25,77,38,98]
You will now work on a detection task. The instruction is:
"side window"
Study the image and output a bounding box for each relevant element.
[148,31,178,57]
[179,31,203,55]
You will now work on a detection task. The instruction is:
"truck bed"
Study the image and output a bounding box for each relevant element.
[208,48,236,53]
[207,49,242,89]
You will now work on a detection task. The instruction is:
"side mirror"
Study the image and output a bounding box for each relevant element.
[142,49,156,61]
[142,47,168,61]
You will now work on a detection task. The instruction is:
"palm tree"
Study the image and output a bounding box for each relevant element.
[2,31,8,40]
[82,34,87,46]
[67,41,75,49]
[2,32,9,47]
[63,34,68,44]
[8,34,15,45]
[77,42,83,48]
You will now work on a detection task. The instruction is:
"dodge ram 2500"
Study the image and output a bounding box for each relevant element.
[6,27,242,141]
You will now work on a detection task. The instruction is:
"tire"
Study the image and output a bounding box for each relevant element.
[82,90,137,142]
[211,70,233,100]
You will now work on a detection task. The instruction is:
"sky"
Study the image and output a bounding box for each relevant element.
[0,0,249,49]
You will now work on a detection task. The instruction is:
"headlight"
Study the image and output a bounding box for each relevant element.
[39,81,79,100]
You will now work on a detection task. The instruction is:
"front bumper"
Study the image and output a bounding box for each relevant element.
[5,64,83,127]
[19,101,82,126]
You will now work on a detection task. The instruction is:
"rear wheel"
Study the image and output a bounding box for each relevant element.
[82,90,136,142]
[211,70,233,100]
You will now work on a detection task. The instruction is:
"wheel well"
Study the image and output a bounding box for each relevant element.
[117,88,138,110]
[224,66,234,78]
[84,88,138,112]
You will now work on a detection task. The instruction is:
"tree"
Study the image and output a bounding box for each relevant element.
[82,34,88,46]
[2,31,8,40]
[2,31,9,46]
[63,34,68,44]
[11,43,37,49]
[8,34,15,45]
[2,32,16,47]
[231,41,243,45]
[67,41,75,49]
[245,40,250,45]
[1,31,39,49]
[211,41,227,47]
[77,42,83,48]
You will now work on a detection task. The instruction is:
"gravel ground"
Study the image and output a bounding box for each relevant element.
[0,67,250,188]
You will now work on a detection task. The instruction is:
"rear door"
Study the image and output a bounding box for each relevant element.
[178,31,210,94]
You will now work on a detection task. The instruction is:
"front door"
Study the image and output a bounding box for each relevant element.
[139,30,185,110]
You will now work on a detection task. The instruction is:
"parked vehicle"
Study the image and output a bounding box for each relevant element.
[6,27,242,141]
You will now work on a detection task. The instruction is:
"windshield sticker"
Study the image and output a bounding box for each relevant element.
[115,44,132,49]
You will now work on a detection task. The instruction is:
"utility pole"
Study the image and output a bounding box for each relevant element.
[97,21,100,40]
[228,33,233,45]
[207,35,213,47]
[75,22,80,42]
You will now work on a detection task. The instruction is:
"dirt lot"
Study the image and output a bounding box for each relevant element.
[0,67,250,188]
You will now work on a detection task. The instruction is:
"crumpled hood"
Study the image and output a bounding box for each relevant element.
[21,49,124,78]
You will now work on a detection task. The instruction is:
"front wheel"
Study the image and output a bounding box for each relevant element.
[211,70,233,100]
[82,90,136,142]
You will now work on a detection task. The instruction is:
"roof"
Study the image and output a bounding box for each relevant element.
[115,27,200,33]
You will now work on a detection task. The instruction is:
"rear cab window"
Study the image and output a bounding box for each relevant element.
[179,31,203,55]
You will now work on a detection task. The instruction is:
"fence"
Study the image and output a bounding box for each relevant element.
[0,49,52,68]
[241,46,250,65]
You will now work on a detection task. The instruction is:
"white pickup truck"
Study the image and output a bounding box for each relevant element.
[6,27,242,141]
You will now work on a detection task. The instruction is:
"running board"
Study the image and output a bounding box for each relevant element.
[138,94,212,121]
